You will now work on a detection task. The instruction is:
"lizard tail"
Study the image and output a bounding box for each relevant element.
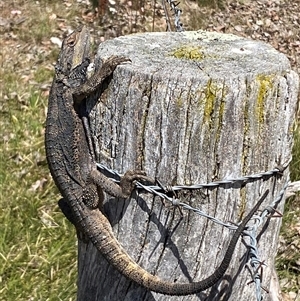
[82,190,267,296]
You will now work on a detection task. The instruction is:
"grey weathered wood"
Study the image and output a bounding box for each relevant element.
[77,31,299,301]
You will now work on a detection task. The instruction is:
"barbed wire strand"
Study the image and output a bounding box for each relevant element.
[96,162,289,300]
[97,162,286,193]
[242,178,290,301]
[162,0,184,32]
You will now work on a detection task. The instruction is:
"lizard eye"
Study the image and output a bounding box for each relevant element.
[67,35,76,47]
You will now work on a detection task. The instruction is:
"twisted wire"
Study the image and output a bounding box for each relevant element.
[96,162,289,300]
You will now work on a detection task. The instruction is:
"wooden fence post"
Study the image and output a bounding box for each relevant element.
[77,31,299,301]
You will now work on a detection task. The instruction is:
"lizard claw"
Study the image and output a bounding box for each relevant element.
[120,170,155,197]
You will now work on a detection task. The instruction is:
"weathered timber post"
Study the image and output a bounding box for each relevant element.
[77,31,299,301]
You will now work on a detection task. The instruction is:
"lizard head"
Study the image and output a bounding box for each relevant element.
[55,25,91,77]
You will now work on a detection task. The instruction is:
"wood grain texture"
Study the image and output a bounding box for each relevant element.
[77,31,299,301]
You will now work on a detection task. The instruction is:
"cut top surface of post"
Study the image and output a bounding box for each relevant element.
[96,31,291,79]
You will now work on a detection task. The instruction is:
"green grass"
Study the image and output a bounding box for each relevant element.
[14,1,82,45]
[0,84,77,301]
[275,128,300,293]
[0,1,79,299]
[290,129,300,181]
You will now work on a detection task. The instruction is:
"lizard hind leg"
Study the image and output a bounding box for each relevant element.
[120,170,155,197]
[82,178,103,209]
[89,168,154,199]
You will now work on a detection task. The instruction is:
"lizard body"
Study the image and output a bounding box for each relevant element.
[45,26,266,296]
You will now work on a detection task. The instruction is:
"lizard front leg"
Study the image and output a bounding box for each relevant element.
[72,55,131,102]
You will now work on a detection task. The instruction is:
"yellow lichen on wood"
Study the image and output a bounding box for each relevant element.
[171,45,204,60]
[204,80,216,122]
[175,96,184,108]
[241,94,250,174]
[255,75,274,123]
[203,79,218,123]
[218,85,226,127]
